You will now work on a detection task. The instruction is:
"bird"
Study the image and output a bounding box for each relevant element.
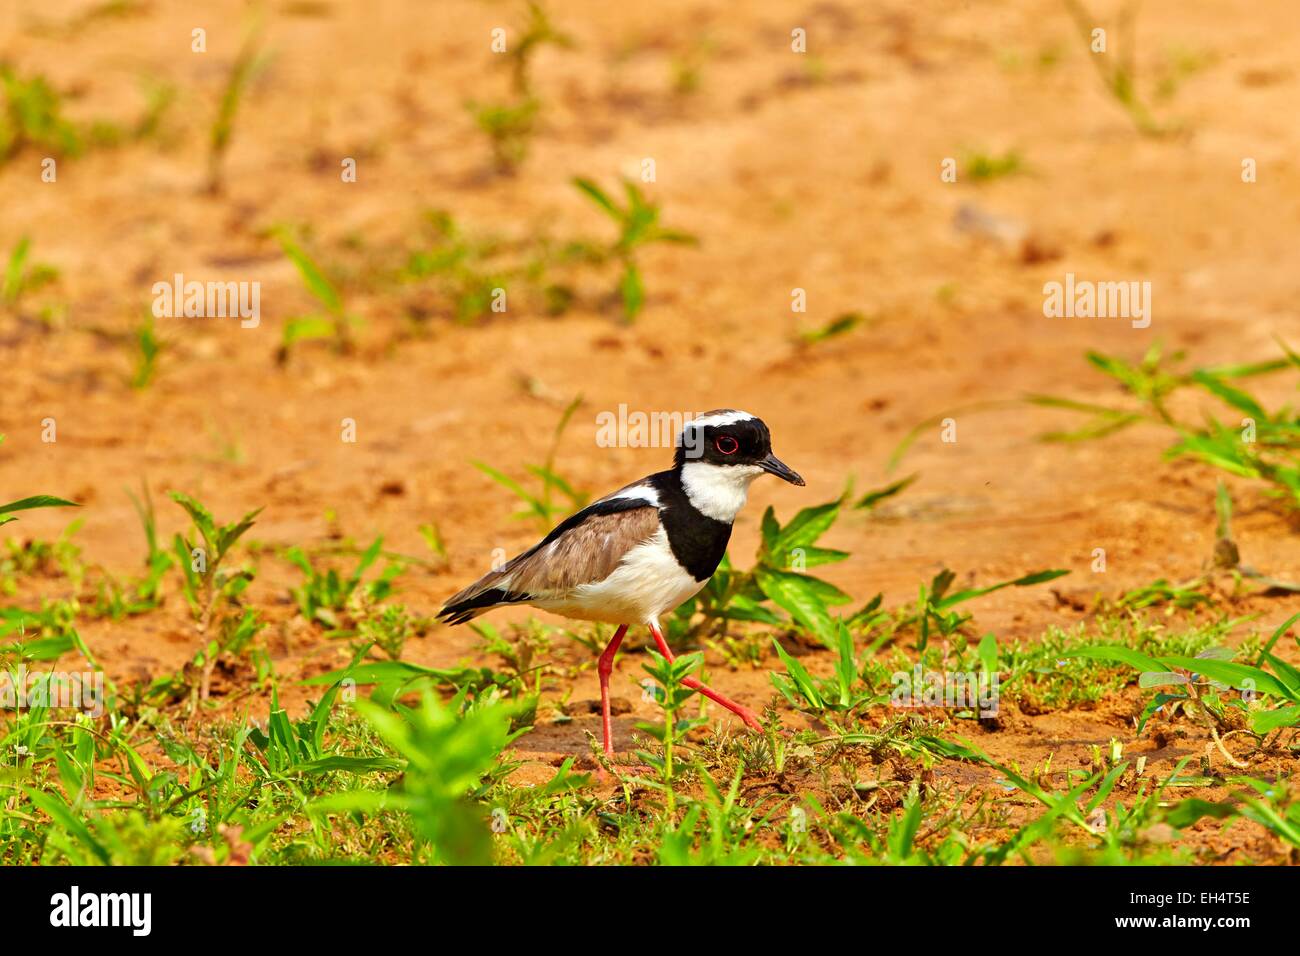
[437,409,804,758]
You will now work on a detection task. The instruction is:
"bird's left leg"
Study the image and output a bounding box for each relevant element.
[647,623,763,731]
[596,625,628,756]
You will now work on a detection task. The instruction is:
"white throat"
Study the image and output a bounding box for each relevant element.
[679,462,764,523]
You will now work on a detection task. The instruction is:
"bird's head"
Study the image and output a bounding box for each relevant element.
[673,409,805,511]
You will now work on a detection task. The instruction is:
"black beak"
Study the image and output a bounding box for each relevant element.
[758,453,805,486]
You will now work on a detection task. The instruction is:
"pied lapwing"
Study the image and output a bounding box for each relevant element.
[437,409,804,757]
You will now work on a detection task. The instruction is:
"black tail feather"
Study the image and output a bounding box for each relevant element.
[436,587,532,626]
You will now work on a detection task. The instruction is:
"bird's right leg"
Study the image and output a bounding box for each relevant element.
[597,624,628,757]
[648,623,763,731]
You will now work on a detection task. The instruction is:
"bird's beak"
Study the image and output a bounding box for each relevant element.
[758,453,805,486]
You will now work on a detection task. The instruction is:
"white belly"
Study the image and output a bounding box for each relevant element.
[532,528,705,626]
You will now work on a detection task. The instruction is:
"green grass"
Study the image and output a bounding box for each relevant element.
[1029,341,1300,511]
[0,64,175,166]
[275,228,361,361]
[129,312,161,389]
[670,35,715,96]
[236,189,696,339]
[286,535,405,631]
[0,66,83,161]
[572,177,698,322]
[464,2,572,175]
[467,97,539,175]
[0,436,79,530]
[168,492,262,703]
[207,28,271,194]
[4,589,1296,864]
[1061,0,1168,136]
[473,395,589,534]
[961,148,1025,181]
[795,311,865,346]
[2,237,59,313]
[402,210,514,323]
[1067,611,1300,753]
[505,1,575,97]
[2,455,1297,865]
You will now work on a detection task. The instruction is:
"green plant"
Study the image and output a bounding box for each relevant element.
[0,600,82,654]
[132,78,176,141]
[120,481,174,609]
[417,520,447,560]
[246,684,401,781]
[301,655,503,711]
[655,764,766,865]
[572,178,698,322]
[1029,343,1300,510]
[467,97,539,174]
[207,27,271,193]
[634,650,706,813]
[1228,777,1300,849]
[961,148,1025,181]
[464,2,572,175]
[1066,615,1300,765]
[796,311,864,346]
[681,491,852,648]
[0,64,175,167]
[670,35,715,97]
[470,618,556,698]
[875,566,1070,651]
[1061,0,1166,135]
[357,603,427,660]
[770,621,888,718]
[504,1,574,97]
[402,210,512,324]
[0,66,82,161]
[0,438,77,529]
[1117,577,1215,611]
[2,237,59,311]
[703,630,768,670]
[311,690,526,864]
[129,312,161,388]
[473,395,588,534]
[967,615,1222,712]
[1153,45,1216,101]
[169,492,261,700]
[275,228,359,360]
[286,536,404,630]
[0,498,78,536]
[1,519,85,594]
[854,472,919,510]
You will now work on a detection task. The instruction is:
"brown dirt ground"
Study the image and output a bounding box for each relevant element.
[2,0,1299,861]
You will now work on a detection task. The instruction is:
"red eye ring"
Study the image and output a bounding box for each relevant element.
[715,435,739,455]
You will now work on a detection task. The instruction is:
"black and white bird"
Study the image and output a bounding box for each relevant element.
[437,409,804,757]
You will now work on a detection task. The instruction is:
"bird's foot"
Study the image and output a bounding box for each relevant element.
[734,706,765,733]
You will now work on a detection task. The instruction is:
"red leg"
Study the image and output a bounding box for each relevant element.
[648,623,763,731]
[597,625,628,757]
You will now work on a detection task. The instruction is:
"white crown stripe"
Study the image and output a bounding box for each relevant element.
[688,410,756,429]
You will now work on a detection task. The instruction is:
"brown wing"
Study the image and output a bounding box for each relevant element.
[437,503,660,624]
[506,507,661,596]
